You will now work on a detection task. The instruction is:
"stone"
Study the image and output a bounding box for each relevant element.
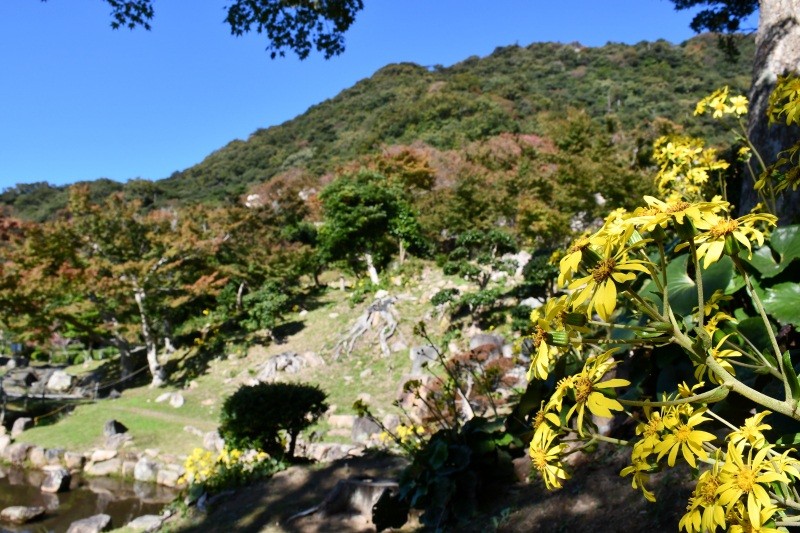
[103,419,128,437]
[27,447,47,468]
[84,458,122,477]
[11,417,33,438]
[45,448,64,465]
[40,467,71,493]
[105,433,133,450]
[154,392,172,403]
[126,515,163,532]
[409,345,438,375]
[327,414,355,429]
[203,431,224,452]
[122,460,137,479]
[351,417,382,444]
[63,452,86,471]
[183,425,204,437]
[0,505,46,524]
[0,435,11,457]
[107,389,121,399]
[46,370,73,392]
[169,392,184,408]
[6,442,33,465]
[134,457,158,483]
[90,449,118,463]
[469,333,506,356]
[156,469,181,488]
[66,513,112,533]
[359,368,373,378]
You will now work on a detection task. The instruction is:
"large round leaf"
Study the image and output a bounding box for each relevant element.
[666,254,735,316]
[761,282,800,328]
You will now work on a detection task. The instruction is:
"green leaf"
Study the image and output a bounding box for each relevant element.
[427,439,449,470]
[740,225,800,278]
[666,254,735,316]
[784,350,800,401]
[761,282,800,328]
[735,317,778,360]
[776,433,800,447]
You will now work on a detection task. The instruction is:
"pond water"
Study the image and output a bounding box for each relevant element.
[0,465,179,533]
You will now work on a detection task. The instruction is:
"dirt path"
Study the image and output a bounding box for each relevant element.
[105,405,216,429]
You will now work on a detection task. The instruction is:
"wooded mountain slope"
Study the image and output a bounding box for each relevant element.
[1,34,753,219]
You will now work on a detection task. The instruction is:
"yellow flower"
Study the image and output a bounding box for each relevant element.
[728,503,783,533]
[568,230,651,321]
[695,334,740,384]
[653,408,716,468]
[728,411,771,452]
[620,457,656,502]
[558,235,591,286]
[529,425,570,489]
[546,376,574,413]
[565,351,629,435]
[728,95,749,116]
[717,444,788,526]
[689,212,778,268]
[680,463,726,533]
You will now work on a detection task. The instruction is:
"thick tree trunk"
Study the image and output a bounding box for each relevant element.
[740,0,800,222]
[133,285,166,387]
[110,336,133,379]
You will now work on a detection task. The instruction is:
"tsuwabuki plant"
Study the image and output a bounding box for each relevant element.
[523,78,800,532]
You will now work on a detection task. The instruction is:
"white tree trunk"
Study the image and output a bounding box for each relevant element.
[741,0,800,221]
[364,253,380,285]
[133,285,166,387]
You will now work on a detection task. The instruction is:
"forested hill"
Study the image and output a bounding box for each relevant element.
[1,34,753,219]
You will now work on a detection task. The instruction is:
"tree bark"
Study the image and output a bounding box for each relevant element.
[740,0,800,222]
[364,253,380,285]
[133,284,166,387]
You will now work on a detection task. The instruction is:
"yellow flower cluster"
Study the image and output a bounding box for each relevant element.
[694,86,749,118]
[652,136,729,200]
[528,351,628,489]
[768,75,800,127]
[179,446,271,487]
[380,423,427,450]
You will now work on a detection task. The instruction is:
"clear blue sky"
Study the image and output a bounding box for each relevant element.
[0,1,758,190]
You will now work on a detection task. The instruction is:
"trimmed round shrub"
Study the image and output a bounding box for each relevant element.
[219,382,328,459]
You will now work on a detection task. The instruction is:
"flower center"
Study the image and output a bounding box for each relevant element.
[644,415,663,438]
[735,466,756,493]
[675,423,692,443]
[591,258,617,283]
[699,476,720,504]
[531,448,548,470]
[533,409,547,430]
[710,218,738,239]
[667,201,691,213]
[574,376,593,404]
[533,326,546,348]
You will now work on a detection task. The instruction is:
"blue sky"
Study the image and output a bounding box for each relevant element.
[0,1,758,190]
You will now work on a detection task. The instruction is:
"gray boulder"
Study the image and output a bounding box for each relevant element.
[469,333,505,356]
[11,417,33,438]
[6,442,33,465]
[103,419,128,437]
[409,345,438,375]
[40,467,71,493]
[134,457,158,483]
[46,370,73,392]
[66,513,112,533]
[126,515,163,532]
[84,458,121,477]
[0,505,46,524]
[351,417,381,444]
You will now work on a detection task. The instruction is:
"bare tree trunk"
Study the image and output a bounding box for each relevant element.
[740,0,800,222]
[364,253,380,285]
[110,336,133,379]
[133,285,166,387]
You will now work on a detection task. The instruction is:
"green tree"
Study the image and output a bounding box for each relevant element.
[319,170,423,283]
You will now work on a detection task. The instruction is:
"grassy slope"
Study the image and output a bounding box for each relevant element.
[18,262,471,457]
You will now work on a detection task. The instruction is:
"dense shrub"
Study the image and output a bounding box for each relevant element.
[219,382,328,459]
